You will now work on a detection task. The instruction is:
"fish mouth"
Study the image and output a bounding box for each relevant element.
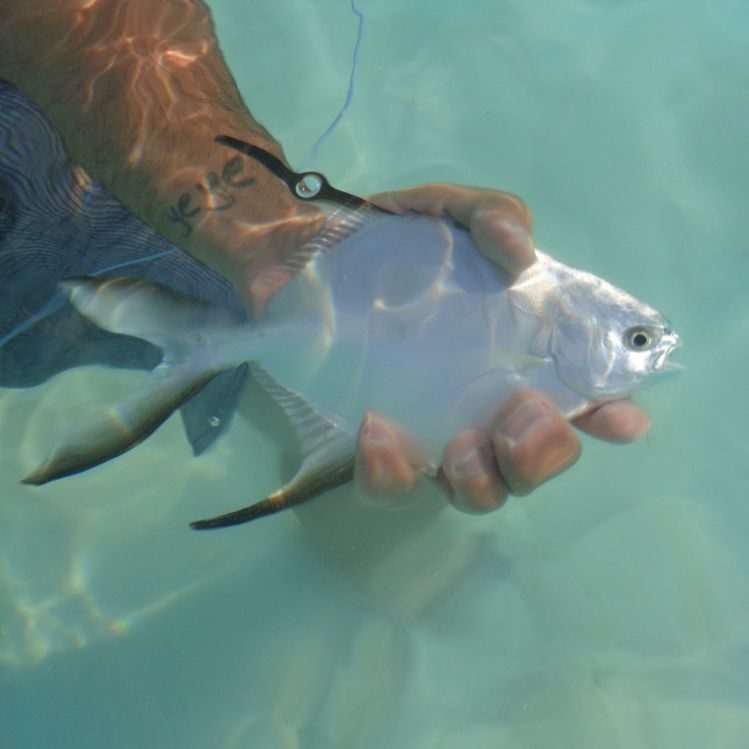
[653,331,684,373]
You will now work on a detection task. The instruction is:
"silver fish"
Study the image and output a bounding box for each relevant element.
[22,206,681,529]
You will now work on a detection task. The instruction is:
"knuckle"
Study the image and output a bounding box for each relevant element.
[499,419,580,495]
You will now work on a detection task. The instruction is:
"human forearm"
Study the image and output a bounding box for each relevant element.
[0,0,323,304]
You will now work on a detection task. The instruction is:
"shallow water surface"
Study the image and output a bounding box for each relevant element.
[1,1,748,747]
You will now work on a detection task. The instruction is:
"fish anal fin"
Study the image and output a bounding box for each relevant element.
[248,363,353,459]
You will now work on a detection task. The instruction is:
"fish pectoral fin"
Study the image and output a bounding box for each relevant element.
[486,349,548,375]
[179,363,249,455]
[21,364,216,485]
[190,363,357,529]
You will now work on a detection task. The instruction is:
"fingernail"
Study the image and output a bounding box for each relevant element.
[451,446,491,479]
[361,414,391,447]
[497,399,553,449]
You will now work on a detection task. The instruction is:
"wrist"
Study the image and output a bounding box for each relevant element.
[180,173,326,311]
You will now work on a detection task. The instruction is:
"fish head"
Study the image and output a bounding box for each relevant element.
[549,262,682,402]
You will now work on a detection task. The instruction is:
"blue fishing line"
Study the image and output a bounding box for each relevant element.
[0,295,67,348]
[301,0,365,168]
[88,247,177,276]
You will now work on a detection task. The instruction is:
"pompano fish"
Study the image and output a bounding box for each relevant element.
[22,147,681,528]
[0,79,248,454]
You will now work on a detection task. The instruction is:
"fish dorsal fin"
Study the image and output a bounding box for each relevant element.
[249,205,375,301]
[289,205,373,271]
[190,364,356,530]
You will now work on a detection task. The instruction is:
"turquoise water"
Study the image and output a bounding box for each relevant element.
[2,0,749,747]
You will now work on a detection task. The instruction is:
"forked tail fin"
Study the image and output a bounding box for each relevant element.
[22,277,229,485]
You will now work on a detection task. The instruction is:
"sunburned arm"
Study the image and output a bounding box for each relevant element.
[0,0,324,310]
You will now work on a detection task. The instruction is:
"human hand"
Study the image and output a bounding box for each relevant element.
[354,184,651,513]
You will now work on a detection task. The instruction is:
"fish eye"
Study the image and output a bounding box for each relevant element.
[624,326,655,351]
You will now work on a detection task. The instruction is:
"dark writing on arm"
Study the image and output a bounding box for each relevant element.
[166,156,256,237]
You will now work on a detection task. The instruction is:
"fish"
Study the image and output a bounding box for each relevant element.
[0,78,249,455]
[20,152,682,529]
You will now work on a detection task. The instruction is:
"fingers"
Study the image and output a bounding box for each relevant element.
[354,395,649,517]
[443,391,581,513]
[490,391,581,496]
[442,431,508,514]
[572,399,650,443]
[470,206,535,277]
[368,184,535,276]
[354,411,426,508]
